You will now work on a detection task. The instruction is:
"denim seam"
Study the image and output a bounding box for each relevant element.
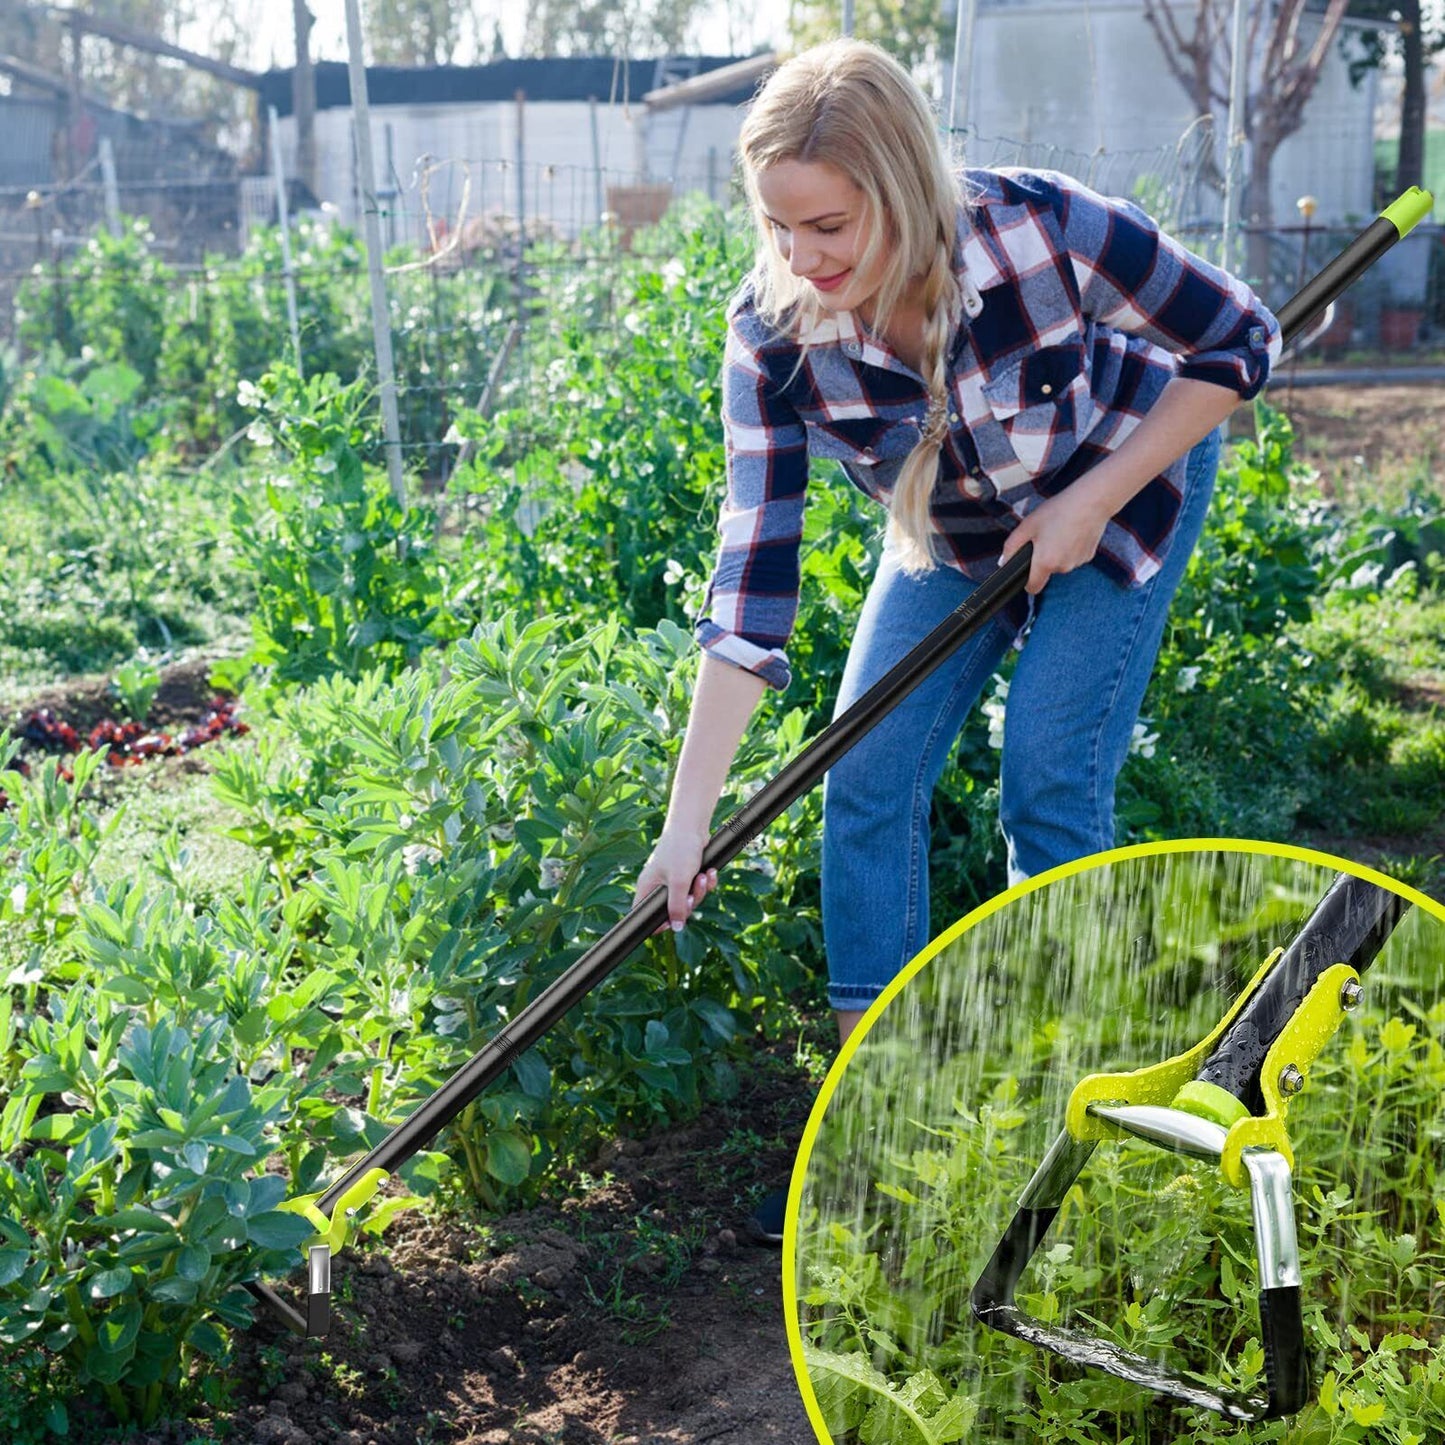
[1085,437,1217,845]
[1086,571,1156,847]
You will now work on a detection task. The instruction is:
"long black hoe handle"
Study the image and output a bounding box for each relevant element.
[323,543,1029,1190]
[246,542,1033,1332]
[1193,873,1408,1114]
[251,185,1433,1337]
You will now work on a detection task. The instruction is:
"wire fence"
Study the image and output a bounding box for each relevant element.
[3,115,1441,485]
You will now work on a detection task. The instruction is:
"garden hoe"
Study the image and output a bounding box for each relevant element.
[242,186,1433,1341]
[969,870,1412,1421]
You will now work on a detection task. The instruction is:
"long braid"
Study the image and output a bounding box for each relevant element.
[886,236,960,575]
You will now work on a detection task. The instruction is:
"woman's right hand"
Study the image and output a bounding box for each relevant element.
[633,825,719,934]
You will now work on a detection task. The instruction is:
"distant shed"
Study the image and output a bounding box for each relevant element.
[258,56,766,242]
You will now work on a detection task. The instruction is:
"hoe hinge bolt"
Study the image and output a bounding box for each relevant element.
[1340,979,1364,1011]
[1278,1063,1305,1096]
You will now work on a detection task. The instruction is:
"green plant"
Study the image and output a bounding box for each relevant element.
[211,609,819,1209]
[0,998,315,1427]
[1,749,119,995]
[220,365,454,691]
[110,654,163,724]
[796,853,1445,1445]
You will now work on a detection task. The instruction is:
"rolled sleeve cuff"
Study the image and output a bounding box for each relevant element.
[1174,306,1283,402]
[695,618,792,691]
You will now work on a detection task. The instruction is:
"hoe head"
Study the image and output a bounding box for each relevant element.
[970,873,1409,1421]
[970,1122,1305,1421]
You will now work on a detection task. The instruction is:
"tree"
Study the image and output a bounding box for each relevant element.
[1141,0,1356,282]
[364,0,466,66]
[1339,0,1445,195]
[522,0,710,57]
[786,0,951,97]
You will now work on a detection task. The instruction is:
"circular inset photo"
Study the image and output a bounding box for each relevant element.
[785,842,1445,1444]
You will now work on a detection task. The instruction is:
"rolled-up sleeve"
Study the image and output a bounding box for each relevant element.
[1048,170,1283,400]
[694,307,810,692]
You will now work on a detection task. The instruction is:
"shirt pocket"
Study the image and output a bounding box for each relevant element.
[806,416,919,477]
[979,338,1095,478]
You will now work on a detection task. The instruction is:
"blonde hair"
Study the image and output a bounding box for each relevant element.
[739,39,970,574]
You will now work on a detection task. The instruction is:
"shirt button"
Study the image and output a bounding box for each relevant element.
[962,475,986,498]
[844,341,861,356]
[1040,383,1053,396]
[948,409,959,422]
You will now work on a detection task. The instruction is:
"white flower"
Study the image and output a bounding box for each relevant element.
[246,420,273,446]
[402,843,442,876]
[236,379,263,408]
[1174,665,1201,694]
[1348,562,1382,592]
[981,676,1009,750]
[313,454,337,475]
[663,559,685,585]
[539,856,567,890]
[622,311,644,336]
[1129,722,1160,760]
[662,257,686,287]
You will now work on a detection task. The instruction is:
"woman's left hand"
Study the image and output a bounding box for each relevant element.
[998,488,1112,595]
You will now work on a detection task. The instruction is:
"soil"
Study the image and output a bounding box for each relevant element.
[11,380,1442,1442]
[75,1031,821,1445]
[7,658,223,741]
[1270,381,1442,502]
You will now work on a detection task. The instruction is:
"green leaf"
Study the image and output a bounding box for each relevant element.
[88,1267,135,1300]
[177,1244,212,1282]
[96,1298,142,1354]
[98,976,153,1004]
[512,1049,551,1099]
[246,1212,316,1251]
[185,1320,229,1358]
[148,1277,199,1305]
[28,1112,86,1144]
[1349,1399,1386,1427]
[485,1129,533,1186]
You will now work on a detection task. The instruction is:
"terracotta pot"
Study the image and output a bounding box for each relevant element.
[1379,306,1423,352]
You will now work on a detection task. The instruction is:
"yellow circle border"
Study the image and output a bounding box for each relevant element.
[780,836,1445,1444]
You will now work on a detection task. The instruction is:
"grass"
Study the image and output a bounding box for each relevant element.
[795,850,1445,1445]
[0,463,252,696]
[86,749,257,907]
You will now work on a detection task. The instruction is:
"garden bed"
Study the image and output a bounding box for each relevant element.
[71,1028,818,1445]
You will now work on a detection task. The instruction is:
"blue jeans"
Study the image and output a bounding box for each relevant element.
[820,428,1222,1010]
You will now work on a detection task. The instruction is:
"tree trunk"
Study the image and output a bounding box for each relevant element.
[1244,124,1281,293]
[1396,0,1426,192]
[292,0,319,200]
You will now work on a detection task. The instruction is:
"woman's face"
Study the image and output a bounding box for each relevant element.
[754,159,893,318]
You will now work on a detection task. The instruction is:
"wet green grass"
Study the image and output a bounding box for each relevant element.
[796,850,1445,1444]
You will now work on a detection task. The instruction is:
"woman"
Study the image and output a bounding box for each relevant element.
[633,39,1280,1054]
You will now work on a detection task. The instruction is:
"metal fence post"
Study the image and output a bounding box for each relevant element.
[343,0,406,508]
[98,138,121,236]
[268,105,305,379]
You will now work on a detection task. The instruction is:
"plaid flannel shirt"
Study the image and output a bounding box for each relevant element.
[695,166,1283,691]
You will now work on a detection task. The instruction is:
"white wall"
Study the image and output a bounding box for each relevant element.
[956,2,1380,225]
[275,95,745,242]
